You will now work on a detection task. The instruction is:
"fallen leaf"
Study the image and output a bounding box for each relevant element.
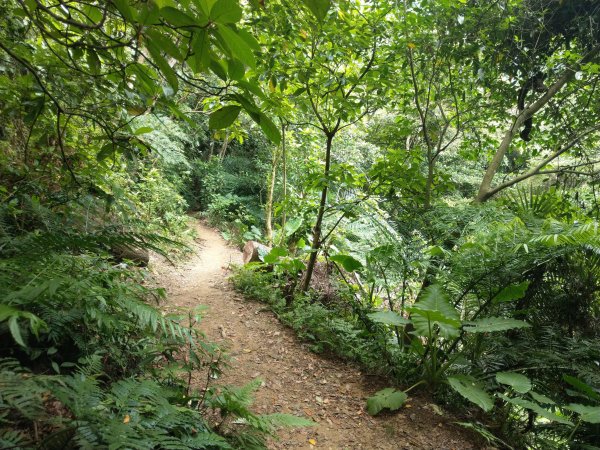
[308,438,317,445]
[123,414,130,424]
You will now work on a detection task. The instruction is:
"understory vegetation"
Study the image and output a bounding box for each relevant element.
[2,0,600,448]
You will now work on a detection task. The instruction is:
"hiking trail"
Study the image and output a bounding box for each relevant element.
[152,219,478,450]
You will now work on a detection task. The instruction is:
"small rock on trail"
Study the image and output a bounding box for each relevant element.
[152,220,478,450]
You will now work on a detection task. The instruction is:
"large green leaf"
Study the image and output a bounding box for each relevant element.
[248,111,281,144]
[144,29,183,62]
[263,247,288,264]
[208,105,241,129]
[210,0,242,24]
[366,388,407,415]
[300,0,331,22]
[112,0,135,21]
[496,372,532,394]
[190,29,211,73]
[500,395,573,425]
[330,254,362,272]
[566,404,600,423]
[409,285,460,338]
[216,25,256,68]
[529,391,556,405]
[367,311,410,327]
[493,281,529,303]
[463,317,531,333]
[448,375,493,412]
[160,6,199,27]
[145,40,179,92]
[563,375,600,401]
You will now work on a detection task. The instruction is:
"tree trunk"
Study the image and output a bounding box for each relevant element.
[301,133,334,292]
[280,121,287,245]
[265,141,281,245]
[424,151,434,209]
[218,131,230,160]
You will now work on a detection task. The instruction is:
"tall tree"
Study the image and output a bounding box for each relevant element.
[257,0,393,292]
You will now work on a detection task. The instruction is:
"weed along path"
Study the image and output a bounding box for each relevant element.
[153,220,477,450]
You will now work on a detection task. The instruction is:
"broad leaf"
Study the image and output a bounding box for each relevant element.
[146,40,179,92]
[160,7,198,27]
[496,372,532,394]
[144,29,183,62]
[368,311,410,327]
[300,0,331,22]
[330,254,362,272]
[209,105,241,129]
[366,388,407,415]
[210,0,242,24]
[227,59,245,81]
[566,404,600,423]
[493,281,529,303]
[248,111,281,144]
[410,285,460,338]
[216,25,256,68]
[448,375,493,412]
[500,395,573,425]
[112,0,135,21]
[134,127,153,135]
[263,247,288,264]
[529,391,556,405]
[463,317,531,333]
[563,375,600,401]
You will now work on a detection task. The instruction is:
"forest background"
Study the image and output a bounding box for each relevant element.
[1,0,600,448]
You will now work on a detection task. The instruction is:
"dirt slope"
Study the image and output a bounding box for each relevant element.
[152,220,479,450]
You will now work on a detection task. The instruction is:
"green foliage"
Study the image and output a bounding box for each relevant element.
[366,388,407,416]
[2,0,600,447]
[447,375,494,412]
[496,372,533,394]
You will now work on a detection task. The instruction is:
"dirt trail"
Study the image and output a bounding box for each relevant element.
[152,220,478,450]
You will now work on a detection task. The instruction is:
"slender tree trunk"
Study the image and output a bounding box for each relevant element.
[301,133,334,292]
[424,151,434,209]
[280,122,287,245]
[218,131,230,160]
[475,124,521,202]
[265,142,281,245]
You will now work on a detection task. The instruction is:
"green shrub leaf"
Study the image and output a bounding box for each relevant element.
[300,0,331,21]
[209,106,241,129]
[330,254,363,272]
[448,375,493,412]
[566,404,600,423]
[500,395,573,425]
[496,372,532,393]
[367,311,410,326]
[463,317,531,333]
[409,285,460,338]
[366,388,407,415]
[493,281,529,303]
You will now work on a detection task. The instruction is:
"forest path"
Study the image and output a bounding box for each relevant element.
[152,220,477,450]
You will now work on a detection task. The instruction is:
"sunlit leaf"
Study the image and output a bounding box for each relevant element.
[330,254,362,272]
